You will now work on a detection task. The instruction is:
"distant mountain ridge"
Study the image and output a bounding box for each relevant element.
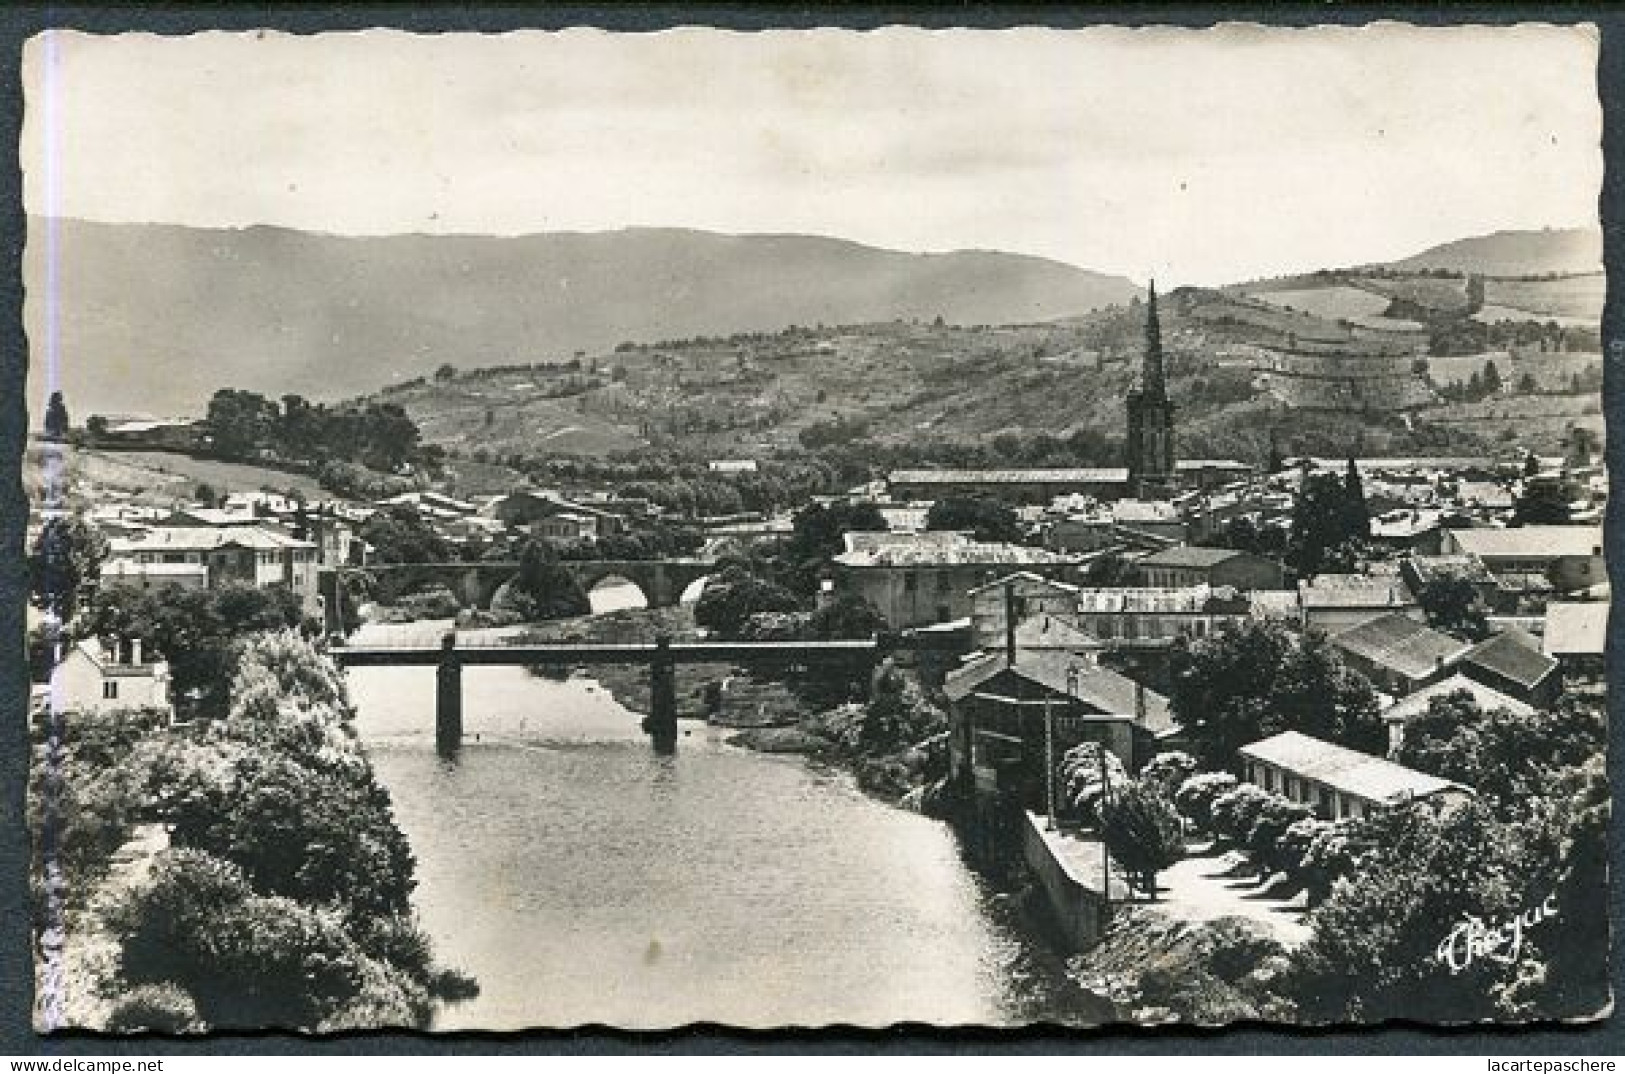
[23,218,1141,417]
[1386,226,1602,276]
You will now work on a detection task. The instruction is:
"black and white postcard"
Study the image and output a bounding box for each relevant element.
[21,22,1612,1032]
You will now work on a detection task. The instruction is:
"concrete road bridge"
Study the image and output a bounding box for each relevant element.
[332,633,888,755]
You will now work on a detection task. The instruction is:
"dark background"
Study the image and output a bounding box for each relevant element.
[1,2,1620,1057]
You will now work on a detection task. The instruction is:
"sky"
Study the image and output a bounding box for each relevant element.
[21,23,1603,285]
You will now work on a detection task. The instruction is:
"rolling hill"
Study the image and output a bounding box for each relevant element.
[23,218,1141,418]
[1386,226,1602,276]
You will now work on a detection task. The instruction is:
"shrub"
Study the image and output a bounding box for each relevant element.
[1277,817,1336,878]
[1245,795,1316,865]
[1060,742,1129,821]
[1209,784,1274,842]
[1139,751,1198,798]
[1175,772,1238,829]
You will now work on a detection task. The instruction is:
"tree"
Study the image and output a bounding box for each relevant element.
[510,540,591,621]
[1099,783,1185,896]
[1288,472,1363,576]
[169,749,417,921]
[808,593,887,640]
[1514,478,1572,525]
[779,501,888,594]
[1288,800,1565,1023]
[1415,573,1490,640]
[205,389,279,459]
[434,363,458,382]
[1517,371,1539,394]
[925,496,1023,543]
[1341,458,1370,542]
[1138,751,1198,799]
[29,515,108,623]
[1168,620,1383,770]
[358,506,451,565]
[43,390,69,439]
[86,414,109,438]
[1394,692,1605,809]
[1173,771,1238,829]
[1266,429,1284,474]
[82,582,308,715]
[104,848,426,1030]
[694,566,803,639]
[1060,741,1128,820]
[1482,359,1503,395]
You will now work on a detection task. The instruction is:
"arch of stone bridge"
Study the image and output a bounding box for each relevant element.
[322,560,715,620]
[560,560,714,609]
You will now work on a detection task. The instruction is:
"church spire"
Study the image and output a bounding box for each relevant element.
[1142,280,1167,400]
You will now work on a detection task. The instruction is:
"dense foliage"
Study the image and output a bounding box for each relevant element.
[504,540,592,621]
[694,566,804,639]
[1098,783,1185,896]
[924,496,1024,544]
[82,582,312,717]
[206,389,427,474]
[70,631,476,1031]
[1168,620,1383,769]
[29,515,108,623]
[1414,573,1490,640]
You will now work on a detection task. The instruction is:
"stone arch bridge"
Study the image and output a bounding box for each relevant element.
[322,557,716,623]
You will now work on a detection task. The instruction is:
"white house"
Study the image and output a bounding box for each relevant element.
[50,637,172,716]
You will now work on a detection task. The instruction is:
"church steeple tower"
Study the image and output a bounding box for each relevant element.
[1142,281,1167,400]
[1125,280,1176,498]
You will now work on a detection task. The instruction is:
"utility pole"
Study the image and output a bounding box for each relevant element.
[1043,691,1056,831]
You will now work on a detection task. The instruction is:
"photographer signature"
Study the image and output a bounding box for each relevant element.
[1436,894,1559,974]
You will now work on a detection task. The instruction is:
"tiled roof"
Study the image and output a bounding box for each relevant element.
[1138,545,1247,570]
[110,525,313,553]
[1240,730,1468,805]
[1543,602,1609,657]
[1382,674,1533,725]
[1300,574,1415,609]
[1462,629,1559,690]
[834,533,1083,569]
[944,650,1173,733]
[1403,554,1498,588]
[1328,611,1472,681]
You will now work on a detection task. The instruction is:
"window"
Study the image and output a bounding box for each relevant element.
[937,572,953,593]
[102,681,118,700]
[903,573,917,593]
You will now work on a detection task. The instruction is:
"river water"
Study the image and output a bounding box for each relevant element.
[347,616,1100,1030]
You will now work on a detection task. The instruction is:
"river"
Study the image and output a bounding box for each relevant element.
[347,617,1101,1030]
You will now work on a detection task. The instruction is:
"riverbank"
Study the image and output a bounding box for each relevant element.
[511,606,953,807]
[32,632,477,1032]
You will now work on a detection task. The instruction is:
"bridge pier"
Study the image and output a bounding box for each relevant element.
[646,634,678,754]
[436,632,463,757]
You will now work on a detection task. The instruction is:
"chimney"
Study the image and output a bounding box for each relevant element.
[130,637,142,666]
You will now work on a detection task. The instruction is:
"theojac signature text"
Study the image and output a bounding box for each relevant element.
[1436,894,1559,974]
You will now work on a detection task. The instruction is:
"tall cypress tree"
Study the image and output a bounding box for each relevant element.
[1343,457,1370,541]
